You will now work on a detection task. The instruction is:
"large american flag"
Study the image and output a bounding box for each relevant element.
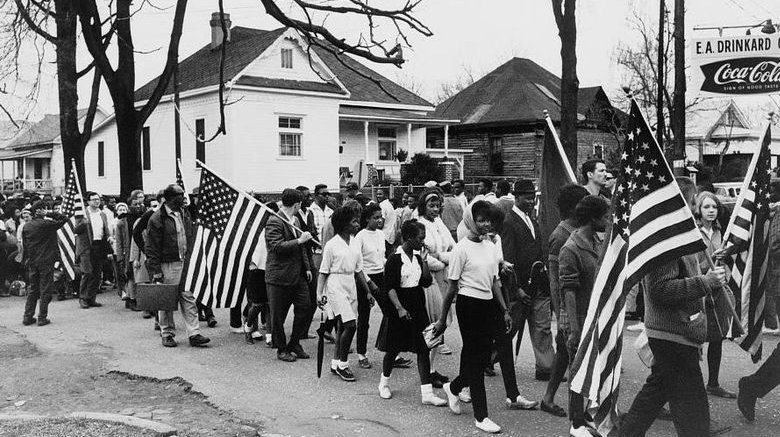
[569,99,707,434]
[722,122,772,363]
[56,165,85,280]
[183,166,271,308]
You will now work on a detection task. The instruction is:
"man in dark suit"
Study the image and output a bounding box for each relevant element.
[74,191,112,309]
[295,185,320,337]
[499,179,554,380]
[266,188,313,362]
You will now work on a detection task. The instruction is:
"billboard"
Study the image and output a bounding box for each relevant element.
[691,35,780,96]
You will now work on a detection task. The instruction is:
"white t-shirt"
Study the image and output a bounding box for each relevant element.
[448,238,500,300]
[355,228,386,274]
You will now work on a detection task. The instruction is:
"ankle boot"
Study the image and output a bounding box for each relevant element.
[421,384,447,406]
[378,374,392,399]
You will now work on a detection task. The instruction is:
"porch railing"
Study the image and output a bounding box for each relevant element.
[0,178,53,193]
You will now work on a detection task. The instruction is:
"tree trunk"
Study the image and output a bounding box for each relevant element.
[672,0,686,173]
[114,103,143,197]
[53,1,86,189]
[554,0,579,171]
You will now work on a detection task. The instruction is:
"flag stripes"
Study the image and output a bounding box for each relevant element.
[722,122,772,362]
[56,165,84,280]
[183,166,271,309]
[569,99,707,435]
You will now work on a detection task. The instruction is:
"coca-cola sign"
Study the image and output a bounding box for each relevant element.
[700,57,780,94]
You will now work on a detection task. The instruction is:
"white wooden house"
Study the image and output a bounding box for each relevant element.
[85,14,457,195]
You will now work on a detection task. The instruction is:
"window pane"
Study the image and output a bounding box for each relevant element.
[142,127,151,171]
[378,128,396,138]
[280,133,302,156]
[378,140,396,161]
[278,117,301,129]
[281,48,293,69]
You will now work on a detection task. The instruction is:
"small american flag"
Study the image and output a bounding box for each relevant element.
[569,99,707,435]
[722,122,772,362]
[57,165,85,280]
[175,158,191,205]
[183,166,271,308]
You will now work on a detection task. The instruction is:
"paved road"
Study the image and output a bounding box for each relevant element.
[1,293,778,436]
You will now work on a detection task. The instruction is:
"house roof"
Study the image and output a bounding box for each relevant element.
[686,99,753,140]
[7,113,63,149]
[433,58,612,126]
[135,26,432,108]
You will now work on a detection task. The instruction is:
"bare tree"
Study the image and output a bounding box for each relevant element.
[552,0,578,170]
[434,65,479,105]
[3,0,102,189]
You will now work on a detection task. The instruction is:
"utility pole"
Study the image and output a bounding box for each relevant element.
[657,0,665,148]
[672,0,686,174]
[173,56,182,162]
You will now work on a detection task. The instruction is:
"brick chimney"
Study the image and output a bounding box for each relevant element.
[210,12,232,49]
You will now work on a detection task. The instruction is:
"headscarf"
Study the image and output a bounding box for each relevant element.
[462,200,500,243]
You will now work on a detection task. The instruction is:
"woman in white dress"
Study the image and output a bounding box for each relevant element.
[416,188,456,385]
[316,206,379,382]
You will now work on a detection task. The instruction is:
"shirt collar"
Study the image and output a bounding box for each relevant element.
[164,204,180,216]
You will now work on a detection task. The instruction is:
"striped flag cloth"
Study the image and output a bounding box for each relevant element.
[56,165,85,280]
[183,166,271,308]
[175,158,191,205]
[569,99,707,435]
[722,122,772,363]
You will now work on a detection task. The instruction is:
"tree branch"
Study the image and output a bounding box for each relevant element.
[13,0,56,43]
[79,65,102,145]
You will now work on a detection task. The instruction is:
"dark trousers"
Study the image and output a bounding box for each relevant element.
[491,304,520,401]
[356,272,382,355]
[741,341,780,399]
[450,295,496,421]
[567,340,585,427]
[24,263,54,320]
[79,242,105,303]
[620,338,709,437]
[267,281,311,353]
[549,327,569,394]
[765,294,779,330]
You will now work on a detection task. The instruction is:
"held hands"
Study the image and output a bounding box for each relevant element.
[297,231,313,245]
[705,266,727,289]
[432,319,447,337]
[317,294,328,309]
[503,311,513,334]
[500,261,514,276]
[396,306,411,321]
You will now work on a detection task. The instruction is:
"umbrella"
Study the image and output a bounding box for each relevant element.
[316,306,327,378]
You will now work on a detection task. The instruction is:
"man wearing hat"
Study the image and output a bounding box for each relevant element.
[345,181,368,207]
[498,179,554,380]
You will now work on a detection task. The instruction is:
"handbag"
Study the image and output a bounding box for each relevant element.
[422,323,444,349]
[136,283,179,312]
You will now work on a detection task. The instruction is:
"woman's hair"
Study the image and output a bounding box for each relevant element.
[360,203,382,229]
[401,219,426,242]
[574,195,610,227]
[3,204,19,221]
[557,184,590,219]
[331,205,358,234]
[128,189,144,205]
[416,188,442,216]
[471,200,493,222]
[693,191,723,226]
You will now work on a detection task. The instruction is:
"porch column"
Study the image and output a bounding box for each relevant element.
[407,123,412,154]
[444,125,449,158]
[363,121,370,163]
[22,157,26,186]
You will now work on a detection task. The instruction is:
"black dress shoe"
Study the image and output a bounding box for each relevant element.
[484,366,497,377]
[207,317,218,328]
[37,318,51,327]
[143,311,153,319]
[162,336,177,347]
[89,301,103,308]
[277,351,297,362]
[290,345,310,359]
[79,300,90,309]
[245,331,254,344]
[22,317,37,326]
[189,334,211,347]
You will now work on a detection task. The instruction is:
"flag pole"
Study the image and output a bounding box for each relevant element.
[543,110,577,182]
[194,159,321,246]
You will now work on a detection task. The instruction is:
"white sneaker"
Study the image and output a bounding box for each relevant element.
[459,387,472,403]
[506,395,539,410]
[229,326,244,334]
[626,322,644,332]
[378,384,392,399]
[570,425,592,437]
[422,392,447,406]
[442,382,462,415]
[475,417,501,433]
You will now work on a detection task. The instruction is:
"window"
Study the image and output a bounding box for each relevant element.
[195,118,205,167]
[592,142,604,159]
[488,136,504,174]
[278,116,302,157]
[281,48,293,69]
[142,127,151,171]
[97,141,105,177]
[377,127,397,161]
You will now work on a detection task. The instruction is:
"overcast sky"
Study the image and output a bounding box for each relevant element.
[9,0,780,120]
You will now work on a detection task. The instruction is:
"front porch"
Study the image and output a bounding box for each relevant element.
[338,106,460,185]
[0,146,54,195]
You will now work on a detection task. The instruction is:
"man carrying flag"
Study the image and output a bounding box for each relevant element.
[57,164,85,281]
[568,97,721,437]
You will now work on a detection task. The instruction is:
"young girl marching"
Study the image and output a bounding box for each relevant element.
[317,206,378,381]
[376,219,447,407]
[354,203,385,369]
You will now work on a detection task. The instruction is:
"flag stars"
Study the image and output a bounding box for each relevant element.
[641,142,649,150]
[650,159,658,166]
[637,155,646,163]
[659,175,666,183]
[646,171,654,179]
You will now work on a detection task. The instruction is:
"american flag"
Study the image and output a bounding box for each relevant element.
[569,99,707,434]
[183,166,271,308]
[722,122,772,362]
[175,158,191,205]
[56,165,85,280]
